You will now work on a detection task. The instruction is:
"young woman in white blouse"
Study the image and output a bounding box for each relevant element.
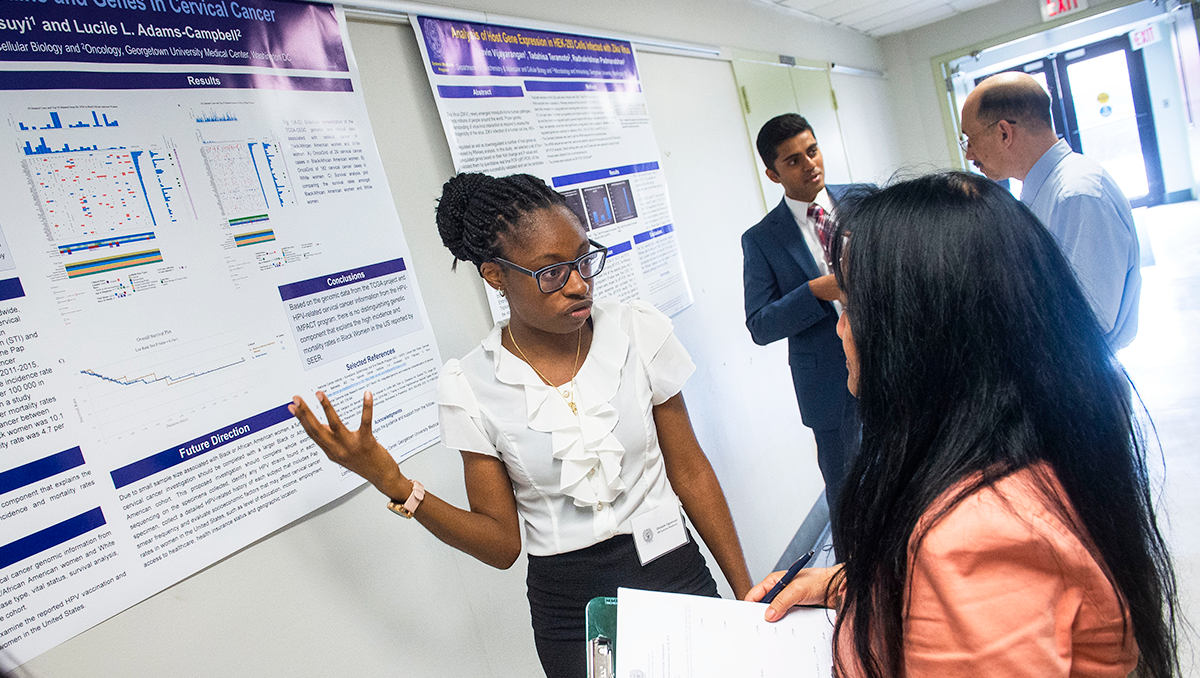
[290,173,752,677]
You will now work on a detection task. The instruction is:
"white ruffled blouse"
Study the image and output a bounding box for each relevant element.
[435,298,695,556]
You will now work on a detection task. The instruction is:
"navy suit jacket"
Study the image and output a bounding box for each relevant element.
[741,185,853,431]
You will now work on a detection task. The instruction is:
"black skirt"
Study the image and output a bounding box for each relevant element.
[526,531,718,678]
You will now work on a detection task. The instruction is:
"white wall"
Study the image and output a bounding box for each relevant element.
[638,51,826,579]
[1143,33,1198,198]
[17,3,902,676]
[830,72,907,184]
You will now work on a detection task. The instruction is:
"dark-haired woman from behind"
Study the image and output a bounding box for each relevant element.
[746,172,1178,677]
[290,173,752,678]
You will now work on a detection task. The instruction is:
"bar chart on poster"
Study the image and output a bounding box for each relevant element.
[0,0,442,667]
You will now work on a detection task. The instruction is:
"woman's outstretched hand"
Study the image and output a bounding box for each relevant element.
[289,391,405,496]
[744,565,842,622]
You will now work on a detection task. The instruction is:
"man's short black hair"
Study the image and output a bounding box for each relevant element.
[756,113,814,170]
[976,75,1054,130]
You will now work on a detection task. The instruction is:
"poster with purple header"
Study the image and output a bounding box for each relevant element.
[412,16,694,320]
[0,0,441,666]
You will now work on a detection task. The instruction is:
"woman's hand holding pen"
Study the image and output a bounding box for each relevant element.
[290,391,411,501]
[745,565,843,622]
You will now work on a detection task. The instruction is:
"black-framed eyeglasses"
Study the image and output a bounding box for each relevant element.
[493,239,608,294]
[958,119,1014,152]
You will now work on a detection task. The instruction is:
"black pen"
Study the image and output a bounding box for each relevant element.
[760,549,816,605]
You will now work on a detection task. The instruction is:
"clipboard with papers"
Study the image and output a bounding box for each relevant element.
[586,596,618,678]
[597,588,834,678]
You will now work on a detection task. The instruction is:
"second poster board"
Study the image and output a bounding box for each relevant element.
[411,15,694,320]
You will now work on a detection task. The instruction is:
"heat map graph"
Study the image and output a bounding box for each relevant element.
[201,141,269,215]
[234,229,275,247]
[64,249,163,279]
[58,232,157,255]
[201,136,293,216]
[24,151,155,242]
[14,107,187,234]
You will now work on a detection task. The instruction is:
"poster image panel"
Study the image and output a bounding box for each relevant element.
[558,188,588,230]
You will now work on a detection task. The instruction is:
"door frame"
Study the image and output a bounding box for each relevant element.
[972,33,1165,207]
[1055,34,1165,206]
[931,0,1144,172]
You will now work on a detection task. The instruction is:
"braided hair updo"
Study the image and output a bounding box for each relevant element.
[435,173,569,270]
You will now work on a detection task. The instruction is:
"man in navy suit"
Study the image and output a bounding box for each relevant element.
[742,113,858,552]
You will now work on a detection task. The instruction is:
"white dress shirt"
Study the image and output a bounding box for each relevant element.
[783,187,841,313]
[783,186,833,276]
[436,298,693,556]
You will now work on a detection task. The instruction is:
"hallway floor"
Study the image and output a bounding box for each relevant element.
[1122,200,1200,675]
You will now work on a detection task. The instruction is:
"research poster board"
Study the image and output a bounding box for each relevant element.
[0,0,442,666]
[411,16,694,321]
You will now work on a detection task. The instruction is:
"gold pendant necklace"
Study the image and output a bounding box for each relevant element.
[508,324,582,415]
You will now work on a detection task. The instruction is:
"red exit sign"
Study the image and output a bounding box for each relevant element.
[1041,0,1088,22]
[1130,24,1162,50]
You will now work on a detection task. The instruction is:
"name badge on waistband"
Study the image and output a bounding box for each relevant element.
[630,502,688,566]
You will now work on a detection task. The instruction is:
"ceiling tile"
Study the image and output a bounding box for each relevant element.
[864,5,956,35]
[806,0,858,20]
[777,0,835,11]
[765,0,1011,37]
[834,0,944,27]
[948,0,1004,11]
[822,0,900,24]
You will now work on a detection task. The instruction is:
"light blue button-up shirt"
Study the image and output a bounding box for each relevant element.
[1020,139,1141,349]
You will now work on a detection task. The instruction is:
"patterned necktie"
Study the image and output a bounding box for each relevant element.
[807,203,834,267]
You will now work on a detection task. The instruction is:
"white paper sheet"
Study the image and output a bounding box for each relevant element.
[616,588,834,678]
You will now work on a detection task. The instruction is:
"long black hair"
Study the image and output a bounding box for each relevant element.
[435,172,567,270]
[827,172,1177,677]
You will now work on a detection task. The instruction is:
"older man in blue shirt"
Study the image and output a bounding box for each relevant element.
[960,72,1140,349]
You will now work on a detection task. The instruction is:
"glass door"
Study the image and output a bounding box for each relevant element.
[1066,51,1145,195]
[1057,35,1164,207]
[974,34,1165,207]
